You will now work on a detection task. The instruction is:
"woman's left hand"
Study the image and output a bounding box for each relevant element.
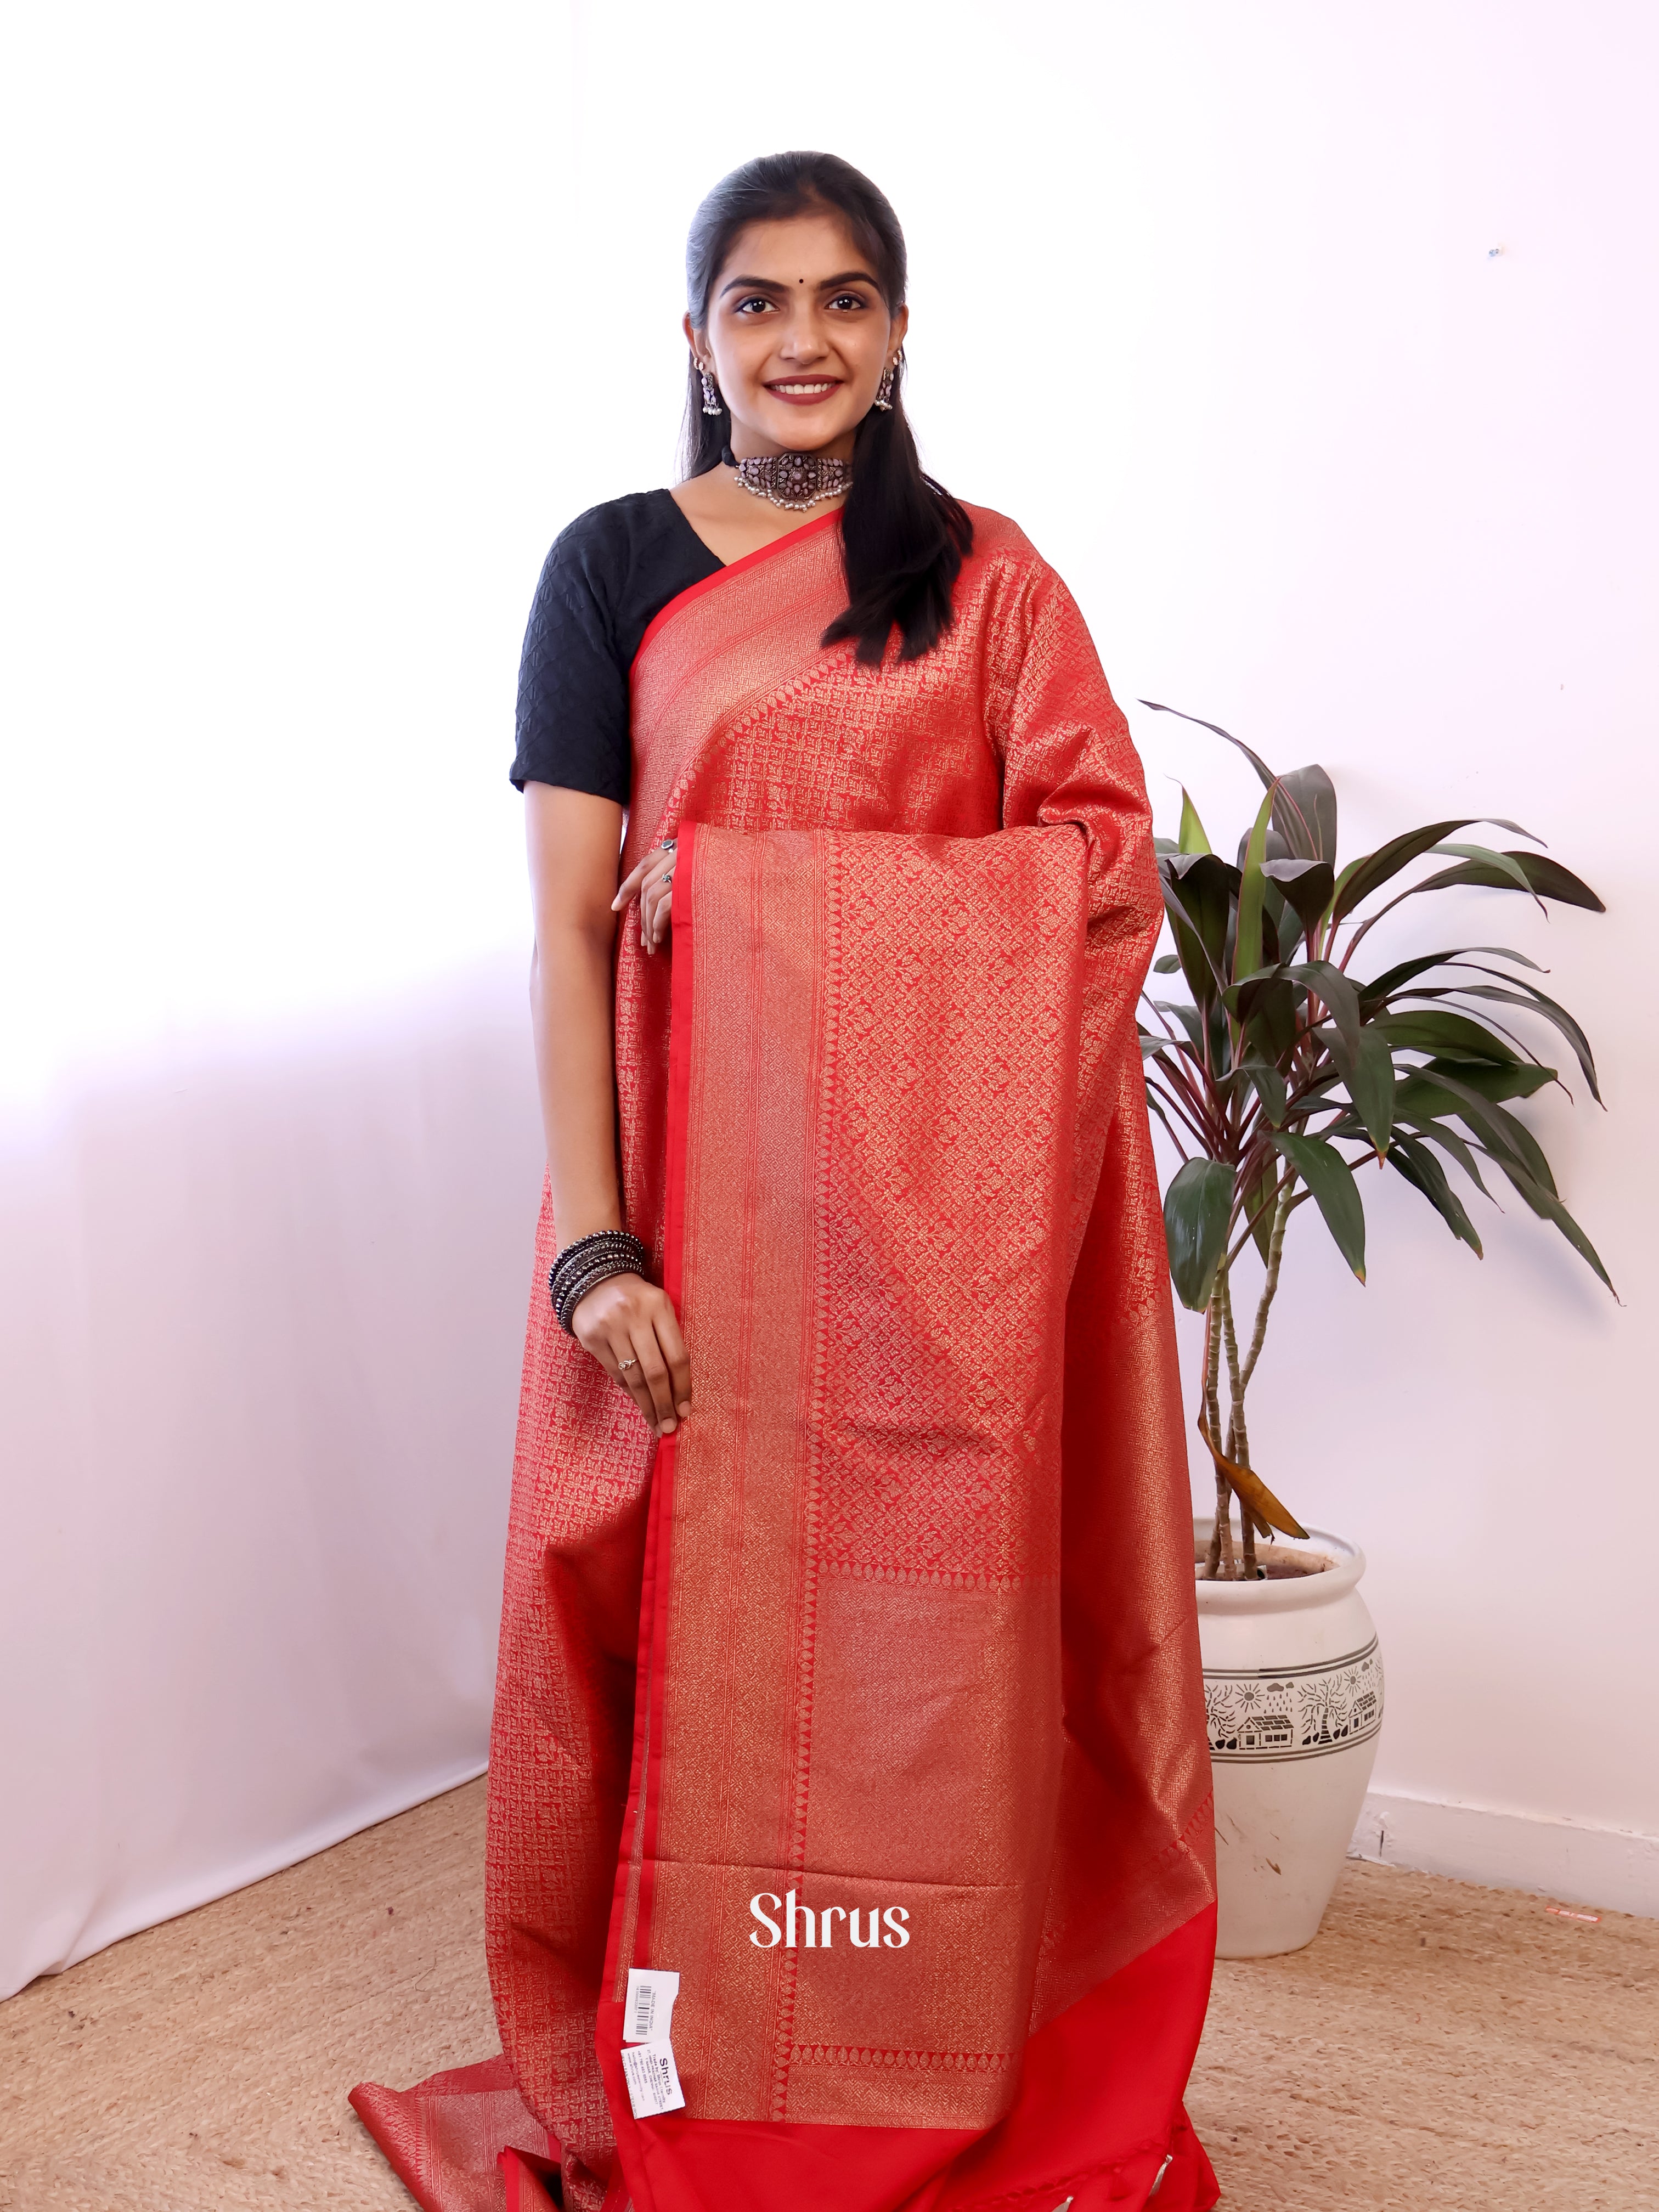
[612,842,677,955]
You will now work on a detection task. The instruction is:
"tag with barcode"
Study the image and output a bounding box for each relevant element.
[624,1967,680,2046]
[620,2036,686,2118]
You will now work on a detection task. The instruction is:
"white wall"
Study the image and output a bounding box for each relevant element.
[4,1,1654,1996]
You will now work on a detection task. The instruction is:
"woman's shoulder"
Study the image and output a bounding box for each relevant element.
[957,503,1051,575]
[545,488,682,575]
[955,504,1071,609]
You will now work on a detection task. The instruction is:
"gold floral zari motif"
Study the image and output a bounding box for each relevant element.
[485,510,1217,2212]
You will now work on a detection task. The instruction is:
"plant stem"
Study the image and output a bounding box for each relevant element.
[1212,1291,1238,1583]
[1239,1183,1295,1396]
[1221,1183,1311,1279]
[1146,1075,1212,1150]
[1212,1286,1236,1582]
[1218,1269,1254,1579]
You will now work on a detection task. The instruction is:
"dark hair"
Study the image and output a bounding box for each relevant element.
[682,151,973,665]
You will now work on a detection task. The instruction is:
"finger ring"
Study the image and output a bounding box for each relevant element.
[617,1357,638,1372]
[659,837,677,854]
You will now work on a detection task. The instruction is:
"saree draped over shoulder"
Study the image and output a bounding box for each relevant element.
[351,509,1218,2212]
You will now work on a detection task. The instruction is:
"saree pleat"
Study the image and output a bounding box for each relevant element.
[353,507,1217,2212]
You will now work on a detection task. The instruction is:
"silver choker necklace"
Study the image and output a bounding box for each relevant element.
[724,445,851,511]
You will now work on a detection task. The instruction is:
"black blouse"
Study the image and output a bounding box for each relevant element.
[510,490,723,802]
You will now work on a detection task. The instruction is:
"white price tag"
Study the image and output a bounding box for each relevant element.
[624,1968,681,2047]
[620,2036,686,2118]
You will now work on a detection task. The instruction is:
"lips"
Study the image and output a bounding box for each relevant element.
[766,379,842,405]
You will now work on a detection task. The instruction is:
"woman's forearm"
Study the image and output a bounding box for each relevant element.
[521,784,687,1433]
[531,922,623,1243]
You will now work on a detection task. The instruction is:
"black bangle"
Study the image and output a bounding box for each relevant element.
[555,1257,641,1333]
[548,1230,650,1334]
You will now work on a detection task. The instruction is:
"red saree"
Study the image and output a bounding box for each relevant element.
[353,509,1218,2212]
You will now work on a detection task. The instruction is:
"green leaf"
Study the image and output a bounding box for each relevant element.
[1160,895,1220,1014]
[1177,786,1212,856]
[1389,1133,1483,1255]
[1289,960,1361,1051]
[1163,1158,1235,1311]
[1150,999,1206,1054]
[1429,843,1541,899]
[1450,978,1601,1104]
[1330,818,1538,924]
[1244,1060,1288,1127]
[1493,1162,1616,1295]
[1259,899,1284,971]
[1359,945,1544,1010]
[1391,975,1600,1104]
[1152,952,1181,974]
[1346,1026,1397,1155]
[1271,1133,1367,1281]
[1319,1020,1397,1154]
[1393,1071,1557,1194]
[1165,913,1214,1011]
[1241,978,1301,1064]
[1400,1115,1494,1199]
[1272,766,1340,866]
[1233,785,1278,984]
[1240,1159,1280,1262]
[1408,851,1605,913]
[1144,1091,1186,1150]
[1262,857,1336,947]
[1161,853,1240,999]
[1370,1009,1522,1064]
[1227,962,1286,1008]
[1419,1057,1555,1102]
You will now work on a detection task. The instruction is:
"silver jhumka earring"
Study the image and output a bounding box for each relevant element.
[698,361,723,415]
[873,350,902,411]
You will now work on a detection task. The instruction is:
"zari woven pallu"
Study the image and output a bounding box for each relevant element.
[352,509,1220,2212]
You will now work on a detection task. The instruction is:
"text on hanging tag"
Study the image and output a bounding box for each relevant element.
[624,1967,681,2046]
[620,2036,686,2118]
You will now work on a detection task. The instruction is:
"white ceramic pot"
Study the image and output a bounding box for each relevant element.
[1194,1519,1383,1959]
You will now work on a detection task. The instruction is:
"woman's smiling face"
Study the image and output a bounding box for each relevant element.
[686,208,907,460]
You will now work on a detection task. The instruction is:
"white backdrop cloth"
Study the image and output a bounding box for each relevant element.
[0,971,543,1997]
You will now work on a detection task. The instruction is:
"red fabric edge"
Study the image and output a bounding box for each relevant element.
[499,2147,562,2210]
[350,2062,566,2212]
[594,823,703,2212]
[631,512,841,675]
[348,2085,444,2212]
[600,1454,664,1976]
[662,817,696,1316]
[641,817,698,1952]
[599,822,697,2000]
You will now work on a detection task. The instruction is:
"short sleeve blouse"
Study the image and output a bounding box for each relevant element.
[510,490,723,802]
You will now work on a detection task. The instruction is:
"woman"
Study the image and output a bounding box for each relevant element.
[354,151,1218,2212]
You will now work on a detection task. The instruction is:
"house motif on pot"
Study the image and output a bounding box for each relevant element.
[1236,1712,1293,1752]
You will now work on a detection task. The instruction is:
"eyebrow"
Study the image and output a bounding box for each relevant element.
[718,269,882,297]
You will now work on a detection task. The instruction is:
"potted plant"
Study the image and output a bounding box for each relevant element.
[1138,703,1610,1956]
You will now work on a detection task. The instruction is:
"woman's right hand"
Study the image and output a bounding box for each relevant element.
[612,843,677,954]
[571,1271,692,1437]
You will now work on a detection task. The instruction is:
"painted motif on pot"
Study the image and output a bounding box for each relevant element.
[1204,1638,1384,1762]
